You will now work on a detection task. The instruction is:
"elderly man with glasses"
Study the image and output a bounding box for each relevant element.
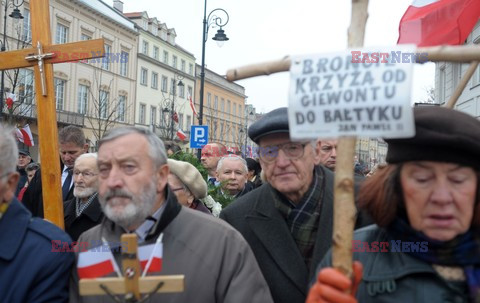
[220,107,336,303]
[64,153,103,241]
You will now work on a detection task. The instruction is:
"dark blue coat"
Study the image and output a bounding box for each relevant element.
[0,198,75,302]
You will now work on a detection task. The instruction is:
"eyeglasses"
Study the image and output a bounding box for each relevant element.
[73,171,98,178]
[258,142,310,163]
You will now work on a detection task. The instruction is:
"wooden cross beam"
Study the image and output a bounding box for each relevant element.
[79,234,184,302]
[225,0,480,280]
[0,0,104,228]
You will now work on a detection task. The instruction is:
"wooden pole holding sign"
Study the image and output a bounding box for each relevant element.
[331,0,369,279]
[226,45,480,82]
[445,61,479,109]
[0,0,104,228]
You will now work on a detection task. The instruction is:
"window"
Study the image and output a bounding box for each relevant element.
[172,56,177,68]
[117,95,126,122]
[163,51,169,64]
[153,46,159,60]
[139,104,146,124]
[142,19,148,30]
[179,113,184,129]
[142,40,149,55]
[150,106,157,125]
[19,69,34,105]
[120,51,128,76]
[140,68,148,85]
[99,90,109,119]
[214,96,218,111]
[80,33,91,41]
[186,115,191,131]
[179,84,185,98]
[189,63,193,75]
[161,76,168,92]
[152,26,158,36]
[55,23,68,44]
[233,103,236,116]
[207,93,211,108]
[151,72,158,89]
[227,100,231,115]
[181,60,185,72]
[54,78,66,110]
[221,98,225,113]
[188,86,193,98]
[23,9,31,42]
[77,84,89,114]
[102,44,111,70]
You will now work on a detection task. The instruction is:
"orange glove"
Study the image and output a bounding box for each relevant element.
[305,261,363,303]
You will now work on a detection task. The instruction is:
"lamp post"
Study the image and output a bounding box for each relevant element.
[163,74,184,141]
[197,0,229,159]
[0,0,24,121]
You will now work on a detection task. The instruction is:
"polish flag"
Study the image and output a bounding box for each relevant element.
[15,124,34,147]
[176,129,187,141]
[187,91,198,118]
[398,0,480,46]
[77,247,117,279]
[138,242,163,273]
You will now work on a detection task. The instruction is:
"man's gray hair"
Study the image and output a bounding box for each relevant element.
[99,127,167,168]
[0,124,19,176]
[217,155,248,174]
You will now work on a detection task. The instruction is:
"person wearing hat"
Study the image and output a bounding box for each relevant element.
[307,106,480,303]
[14,149,33,198]
[219,107,337,303]
[167,159,211,215]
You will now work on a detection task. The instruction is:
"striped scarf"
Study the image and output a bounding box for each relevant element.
[387,218,480,302]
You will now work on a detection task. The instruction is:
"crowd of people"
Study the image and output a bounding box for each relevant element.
[0,105,479,302]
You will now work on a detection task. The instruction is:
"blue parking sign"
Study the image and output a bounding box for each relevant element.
[190,125,209,149]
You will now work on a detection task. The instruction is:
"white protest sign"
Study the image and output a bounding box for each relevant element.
[288,45,416,140]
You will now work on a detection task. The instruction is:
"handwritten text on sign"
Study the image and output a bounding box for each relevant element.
[288,46,416,140]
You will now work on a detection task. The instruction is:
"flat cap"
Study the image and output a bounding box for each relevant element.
[167,159,207,199]
[19,149,30,156]
[248,107,289,143]
[386,106,480,168]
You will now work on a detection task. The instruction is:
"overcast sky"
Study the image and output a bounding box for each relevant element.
[116,0,435,114]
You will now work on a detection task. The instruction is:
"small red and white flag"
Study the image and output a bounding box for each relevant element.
[138,241,163,274]
[176,129,187,141]
[187,91,198,118]
[15,124,34,147]
[77,247,118,279]
[5,93,15,110]
[398,0,480,46]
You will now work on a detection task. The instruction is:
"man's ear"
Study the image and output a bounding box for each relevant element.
[313,140,322,165]
[156,164,169,193]
[83,143,89,153]
[2,172,19,203]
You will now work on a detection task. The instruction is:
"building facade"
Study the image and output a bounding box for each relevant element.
[124,8,196,146]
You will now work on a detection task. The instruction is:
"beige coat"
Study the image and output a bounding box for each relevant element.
[69,190,273,303]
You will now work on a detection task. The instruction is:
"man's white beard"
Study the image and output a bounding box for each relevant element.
[99,178,158,230]
[74,186,97,199]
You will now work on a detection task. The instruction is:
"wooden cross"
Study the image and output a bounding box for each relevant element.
[226,0,480,279]
[0,0,104,228]
[79,234,184,302]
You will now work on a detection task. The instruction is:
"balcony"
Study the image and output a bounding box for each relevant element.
[1,103,85,127]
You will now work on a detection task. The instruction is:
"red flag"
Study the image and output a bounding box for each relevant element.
[398,0,480,46]
[6,97,13,110]
[176,129,187,141]
[187,91,198,118]
[15,124,34,147]
[138,242,163,273]
[172,112,179,123]
[77,247,118,279]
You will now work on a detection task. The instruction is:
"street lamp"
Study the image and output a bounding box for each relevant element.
[197,0,229,159]
[162,74,184,141]
[0,0,24,121]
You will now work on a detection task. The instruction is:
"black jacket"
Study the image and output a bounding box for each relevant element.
[23,162,75,218]
[64,195,103,241]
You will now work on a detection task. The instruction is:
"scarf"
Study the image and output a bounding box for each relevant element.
[387,217,480,302]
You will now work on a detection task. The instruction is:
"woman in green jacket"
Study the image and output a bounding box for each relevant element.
[307,106,480,303]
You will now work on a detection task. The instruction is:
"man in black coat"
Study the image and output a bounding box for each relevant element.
[64,153,103,241]
[23,125,89,218]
